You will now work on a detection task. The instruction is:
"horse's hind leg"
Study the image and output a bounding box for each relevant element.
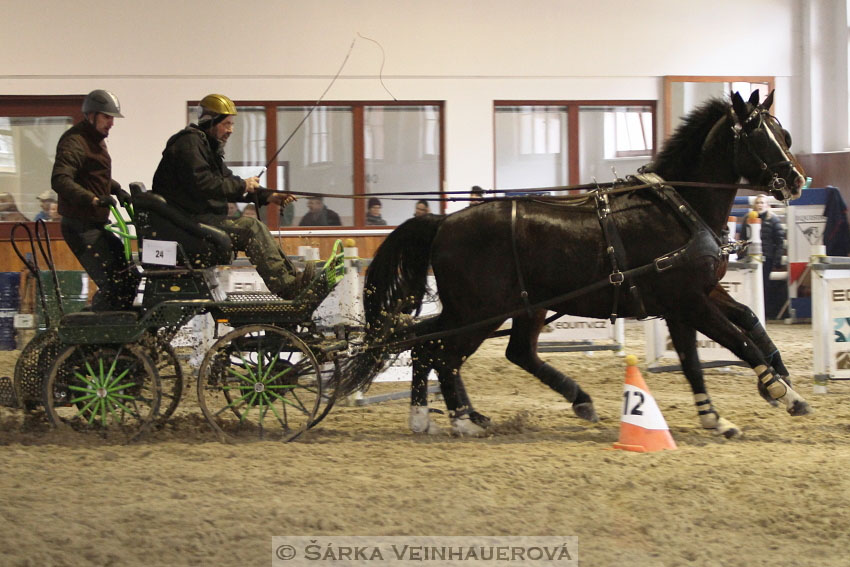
[505,310,598,422]
[409,326,492,436]
[666,317,741,438]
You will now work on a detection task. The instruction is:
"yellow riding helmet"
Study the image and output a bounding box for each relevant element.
[199,94,237,116]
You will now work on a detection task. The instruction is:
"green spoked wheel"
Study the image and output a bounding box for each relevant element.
[43,343,161,440]
[197,325,322,442]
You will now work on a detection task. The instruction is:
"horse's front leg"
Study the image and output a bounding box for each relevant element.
[666,317,742,438]
[684,297,811,417]
[709,285,789,406]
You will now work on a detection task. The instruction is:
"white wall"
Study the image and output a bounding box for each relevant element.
[3,0,835,213]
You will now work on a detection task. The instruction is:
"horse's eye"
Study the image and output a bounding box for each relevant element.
[782,129,792,148]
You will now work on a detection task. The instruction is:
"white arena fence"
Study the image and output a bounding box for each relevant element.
[810,253,850,393]
[539,315,625,355]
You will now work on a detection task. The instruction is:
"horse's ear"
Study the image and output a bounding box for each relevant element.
[761,89,775,111]
[731,91,748,121]
[747,89,760,106]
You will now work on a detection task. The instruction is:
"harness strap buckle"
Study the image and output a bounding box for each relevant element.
[655,254,676,272]
[609,271,625,285]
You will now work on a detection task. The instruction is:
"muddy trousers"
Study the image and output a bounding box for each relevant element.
[61,217,141,311]
[192,213,298,296]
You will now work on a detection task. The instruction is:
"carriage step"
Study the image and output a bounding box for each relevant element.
[60,310,139,327]
[0,376,17,408]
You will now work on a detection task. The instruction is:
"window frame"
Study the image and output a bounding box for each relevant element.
[493,100,657,189]
[0,95,84,239]
[189,99,445,229]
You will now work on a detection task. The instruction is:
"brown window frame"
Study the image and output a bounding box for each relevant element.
[493,100,657,188]
[188,100,446,230]
[0,95,85,240]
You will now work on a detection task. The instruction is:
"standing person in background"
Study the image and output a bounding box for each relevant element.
[365,197,387,226]
[741,194,786,318]
[51,89,139,311]
[414,199,430,217]
[299,196,342,226]
[34,191,56,221]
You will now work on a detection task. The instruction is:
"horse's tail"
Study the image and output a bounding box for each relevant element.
[336,214,445,395]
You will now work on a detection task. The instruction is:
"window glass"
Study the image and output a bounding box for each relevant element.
[364,105,441,225]
[579,105,654,183]
[495,106,568,192]
[0,116,72,222]
[276,106,353,227]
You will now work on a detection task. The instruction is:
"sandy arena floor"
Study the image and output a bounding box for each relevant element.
[1,320,848,567]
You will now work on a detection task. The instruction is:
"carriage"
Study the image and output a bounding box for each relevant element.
[2,184,349,442]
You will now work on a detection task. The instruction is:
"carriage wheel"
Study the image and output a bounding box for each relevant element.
[139,333,183,423]
[197,325,322,442]
[13,329,62,411]
[43,343,161,441]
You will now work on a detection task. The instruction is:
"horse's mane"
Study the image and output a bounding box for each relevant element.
[650,97,730,181]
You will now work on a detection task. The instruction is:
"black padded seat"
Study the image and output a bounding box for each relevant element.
[61,310,139,327]
[130,184,233,269]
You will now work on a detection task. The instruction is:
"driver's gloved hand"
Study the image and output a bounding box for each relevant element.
[96,195,117,208]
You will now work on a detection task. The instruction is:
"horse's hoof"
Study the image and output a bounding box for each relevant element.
[719,426,742,439]
[787,399,812,416]
[469,410,491,428]
[711,417,741,439]
[451,416,487,437]
[573,402,599,423]
[409,406,441,435]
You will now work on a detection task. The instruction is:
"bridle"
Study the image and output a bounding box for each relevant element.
[729,107,798,194]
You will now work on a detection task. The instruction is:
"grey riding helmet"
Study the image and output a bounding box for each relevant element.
[82,89,123,118]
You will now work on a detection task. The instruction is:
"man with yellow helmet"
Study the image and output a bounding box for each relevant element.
[153,94,314,298]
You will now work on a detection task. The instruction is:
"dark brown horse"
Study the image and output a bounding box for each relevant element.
[339,90,809,437]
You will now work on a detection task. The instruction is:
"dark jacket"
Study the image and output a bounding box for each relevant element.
[741,212,785,265]
[299,206,342,226]
[152,124,273,216]
[365,213,387,226]
[51,120,121,223]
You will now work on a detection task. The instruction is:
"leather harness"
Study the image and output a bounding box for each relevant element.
[508,172,724,324]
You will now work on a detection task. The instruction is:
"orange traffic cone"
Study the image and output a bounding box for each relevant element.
[612,355,677,452]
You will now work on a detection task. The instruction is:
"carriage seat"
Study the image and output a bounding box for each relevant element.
[130,183,233,269]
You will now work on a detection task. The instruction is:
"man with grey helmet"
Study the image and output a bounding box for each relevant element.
[51,89,140,311]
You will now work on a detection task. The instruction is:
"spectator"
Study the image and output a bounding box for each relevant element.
[48,201,61,221]
[0,193,29,222]
[299,196,342,226]
[34,190,56,221]
[469,185,485,206]
[414,199,430,217]
[241,203,258,219]
[366,197,387,226]
[741,194,786,317]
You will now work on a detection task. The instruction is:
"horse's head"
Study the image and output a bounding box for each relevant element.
[730,89,806,201]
